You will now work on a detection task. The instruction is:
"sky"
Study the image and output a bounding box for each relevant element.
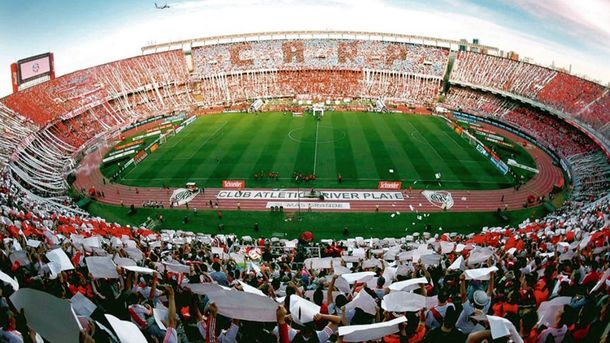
[0,0,609,96]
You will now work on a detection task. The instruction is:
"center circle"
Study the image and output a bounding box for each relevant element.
[288,126,347,143]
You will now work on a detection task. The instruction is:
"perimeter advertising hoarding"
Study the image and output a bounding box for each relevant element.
[222,180,245,189]
[378,181,402,190]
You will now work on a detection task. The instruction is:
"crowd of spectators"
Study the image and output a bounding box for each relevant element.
[573,92,610,142]
[536,73,606,118]
[444,87,516,118]
[443,87,598,160]
[197,69,441,107]
[0,104,38,167]
[1,163,610,342]
[503,108,597,159]
[191,40,449,79]
[1,51,191,128]
[450,52,556,99]
[450,51,609,139]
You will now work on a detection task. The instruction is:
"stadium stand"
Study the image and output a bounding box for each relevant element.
[444,87,610,201]
[444,87,517,119]
[451,52,610,142]
[0,103,38,167]
[0,167,609,342]
[191,40,449,78]
[451,51,556,99]
[0,34,609,341]
[576,91,610,139]
[536,72,606,117]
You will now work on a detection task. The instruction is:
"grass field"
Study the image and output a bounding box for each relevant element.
[105,112,520,190]
[87,202,547,240]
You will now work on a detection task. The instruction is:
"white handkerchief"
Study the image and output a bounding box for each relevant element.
[381,292,426,312]
[345,289,377,315]
[46,248,74,272]
[122,265,156,275]
[105,314,147,343]
[448,256,465,271]
[207,288,278,322]
[487,315,522,342]
[464,266,498,280]
[26,239,42,248]
[339,316,407,342]
[0,270,19,291]
[71,292,97,317]
[86,256,119,279]
[341,272,375,284]
[537,297,572,327]
[388,277,428,292]
[290,295,321,325]
[238,281,266,296]
[440,241,455,254]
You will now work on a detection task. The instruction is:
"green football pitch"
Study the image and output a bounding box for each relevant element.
[112,112,515,190]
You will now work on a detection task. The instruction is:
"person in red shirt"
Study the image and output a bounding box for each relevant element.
[384,311,426,343]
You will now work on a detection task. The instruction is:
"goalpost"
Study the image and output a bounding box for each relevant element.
[312,103,325,120]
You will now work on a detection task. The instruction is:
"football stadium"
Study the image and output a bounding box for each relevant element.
[0,1,609,342]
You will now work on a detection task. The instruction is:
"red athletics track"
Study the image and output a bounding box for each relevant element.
[74,122,563,213]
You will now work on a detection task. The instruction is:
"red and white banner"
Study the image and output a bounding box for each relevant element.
[222,180,245,189]
[378,181,402,190]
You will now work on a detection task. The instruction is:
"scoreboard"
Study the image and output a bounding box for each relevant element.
[10,52,55,93]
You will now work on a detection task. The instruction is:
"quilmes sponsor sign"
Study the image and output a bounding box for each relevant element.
[266,202,351,210]
[222,180,245,189]
[170,188,200,206]
[378,181,402,190]
[217,190,404,201]
[421,190,454,209]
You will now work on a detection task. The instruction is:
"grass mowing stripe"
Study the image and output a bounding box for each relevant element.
[314,118,338,185]
[292,117,316,175]
[226,114,289,182]
[206,116,264,180]
[357,114,400,181]
[387,116,437,183]
[271,118,304,180]
[343,114,379,180]
[251,114,293,179]
[369,114,419,180]
[407,118,462,181]
[330,113,359,182]
[183,121,230,160]
[131,117,226,182]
